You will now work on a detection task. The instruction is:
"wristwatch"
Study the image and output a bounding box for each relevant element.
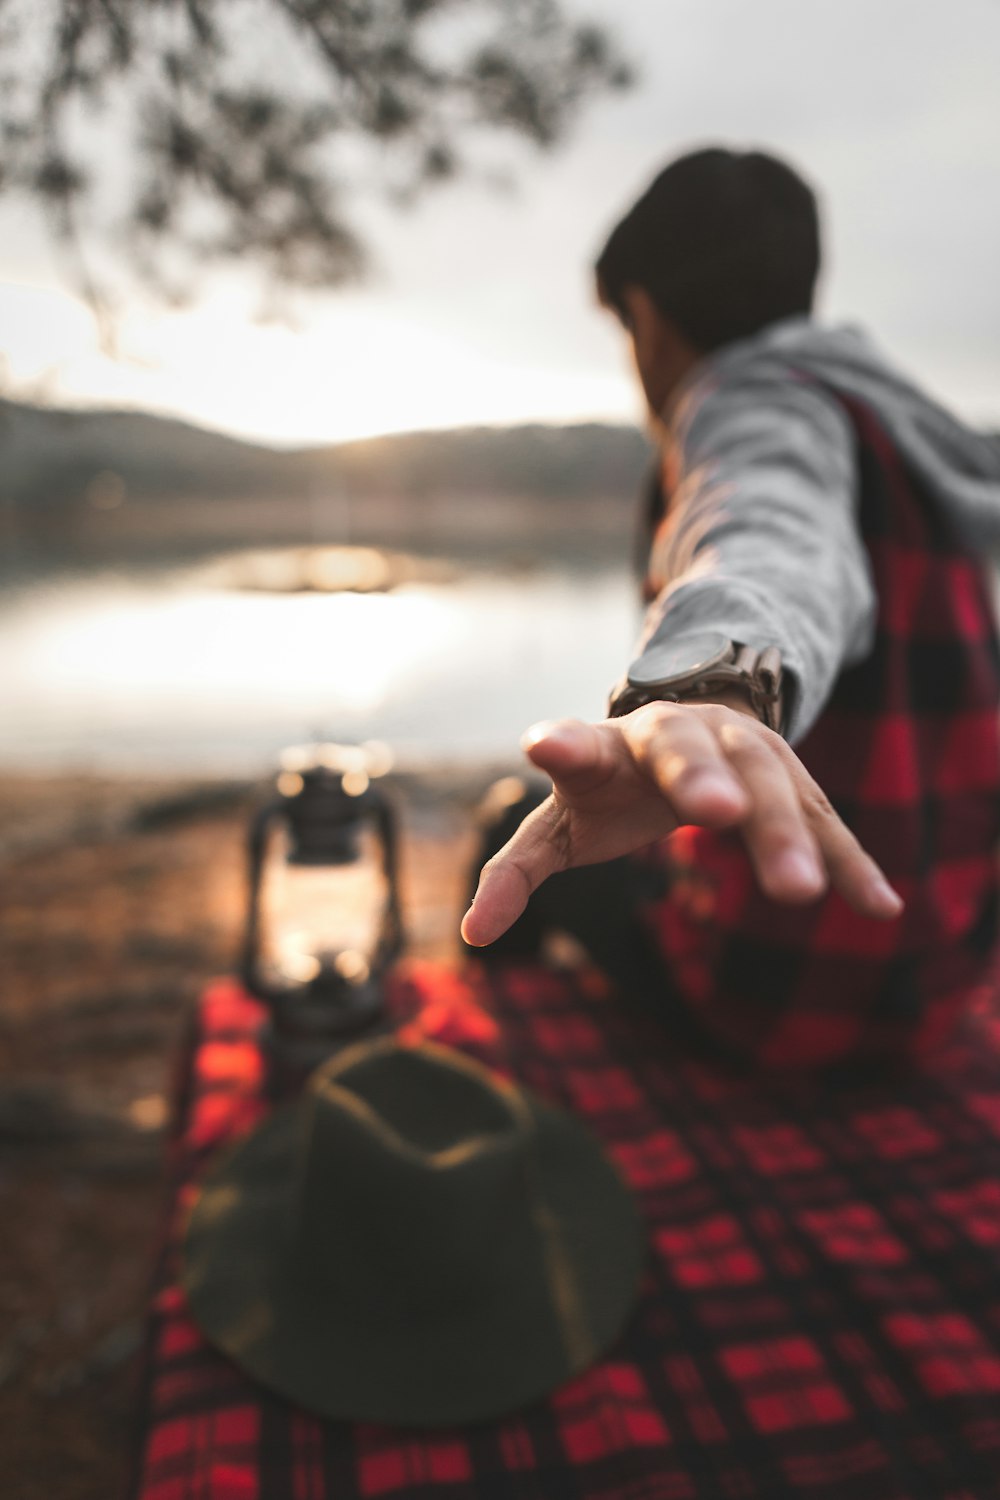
[608,631,785,733]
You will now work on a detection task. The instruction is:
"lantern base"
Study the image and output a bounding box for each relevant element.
[263,981,390,1099]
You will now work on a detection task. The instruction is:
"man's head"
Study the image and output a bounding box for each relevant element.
[596,146,822,417]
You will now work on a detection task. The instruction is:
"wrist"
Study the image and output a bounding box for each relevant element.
[608,636,785,733]
[686,686,765,721]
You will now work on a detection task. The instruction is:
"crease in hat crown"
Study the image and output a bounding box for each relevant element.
[306,1034,532,1168]
[291,1038,556,1320]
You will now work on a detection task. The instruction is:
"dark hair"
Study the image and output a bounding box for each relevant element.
[595,146,821,351]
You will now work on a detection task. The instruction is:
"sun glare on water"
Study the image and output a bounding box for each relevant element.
[9,578,457,722]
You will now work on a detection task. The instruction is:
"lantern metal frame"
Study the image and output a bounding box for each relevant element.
[240,748,405,1049]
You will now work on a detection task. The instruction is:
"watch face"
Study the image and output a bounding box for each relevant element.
[627,631,731,689]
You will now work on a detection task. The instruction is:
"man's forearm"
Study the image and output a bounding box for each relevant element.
[641,372,877,743]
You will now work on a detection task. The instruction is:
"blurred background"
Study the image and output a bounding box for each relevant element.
[1,1,998,1494]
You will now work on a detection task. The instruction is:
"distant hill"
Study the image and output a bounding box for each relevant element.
[0,397,288,509]
[0,397,652,511]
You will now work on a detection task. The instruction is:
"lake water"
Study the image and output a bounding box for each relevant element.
[0,551,639,774]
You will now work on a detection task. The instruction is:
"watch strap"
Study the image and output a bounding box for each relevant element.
[608,641,785,733]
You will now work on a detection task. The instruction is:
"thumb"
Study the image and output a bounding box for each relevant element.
[461,796,568,947]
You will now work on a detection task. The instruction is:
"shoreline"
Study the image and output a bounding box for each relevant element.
[0,761,525,858]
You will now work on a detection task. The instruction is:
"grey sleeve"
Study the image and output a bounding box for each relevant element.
[634,370,877,743]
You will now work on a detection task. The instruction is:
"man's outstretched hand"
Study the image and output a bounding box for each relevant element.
[461,699,904,947]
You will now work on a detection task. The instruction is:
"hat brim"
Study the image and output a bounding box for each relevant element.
[181,1086,643,1427]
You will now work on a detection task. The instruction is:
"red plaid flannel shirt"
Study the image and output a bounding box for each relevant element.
[641,391,1000,1070]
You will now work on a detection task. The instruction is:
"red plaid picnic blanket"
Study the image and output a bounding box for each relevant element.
[131,960,1000,1500]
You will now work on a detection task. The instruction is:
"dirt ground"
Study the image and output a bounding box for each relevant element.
[0,765,514,1500]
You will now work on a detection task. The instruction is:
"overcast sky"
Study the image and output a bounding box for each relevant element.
[0,0,997,445]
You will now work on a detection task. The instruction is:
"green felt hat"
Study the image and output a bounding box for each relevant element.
[181,1037,644,1427]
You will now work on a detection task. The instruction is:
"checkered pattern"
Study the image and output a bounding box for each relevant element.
[641,390,1000,1070]
[131,962,1000,1499]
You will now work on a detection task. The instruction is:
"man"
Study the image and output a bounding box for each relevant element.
[462,146,1000,1071]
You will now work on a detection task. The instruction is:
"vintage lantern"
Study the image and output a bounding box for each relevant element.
[241,742,404,1084]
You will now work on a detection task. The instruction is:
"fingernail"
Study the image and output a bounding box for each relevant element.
[870,874,904,913]
[774,849,825,892]
[460,908,482,945]
[521,721,558,750]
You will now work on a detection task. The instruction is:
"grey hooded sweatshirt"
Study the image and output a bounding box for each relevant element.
[634,318,1000,743]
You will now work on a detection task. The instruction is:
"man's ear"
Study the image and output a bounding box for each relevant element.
[620,285,662,345]
[620,285,702,418]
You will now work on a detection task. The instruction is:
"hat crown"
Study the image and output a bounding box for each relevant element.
[293,1042,546,1318]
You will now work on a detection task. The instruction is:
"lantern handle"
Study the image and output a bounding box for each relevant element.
[372,786,406,968]
[240,798,286,1002]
